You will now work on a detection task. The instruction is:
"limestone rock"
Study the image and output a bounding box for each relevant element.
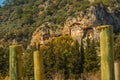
[63,4,120,42]
[30,22,62,46]
[31,4,120,46]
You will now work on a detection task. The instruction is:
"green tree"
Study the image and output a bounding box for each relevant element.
[84,39,100,73]
[114,34,120,61]
[3,0,11,6]
[41,36,82,79]
[0,44,9,77]
[22,47,34,79]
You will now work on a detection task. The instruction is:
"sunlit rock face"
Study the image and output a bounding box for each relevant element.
[31,24,50,46]
[31,22,62,46]
[31,4,120,46]
[63,4,120,42]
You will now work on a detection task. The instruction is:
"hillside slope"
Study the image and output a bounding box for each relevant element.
[0,0,120,47]
[0,0,120,79]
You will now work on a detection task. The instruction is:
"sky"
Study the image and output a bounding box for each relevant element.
[0,0,4,6]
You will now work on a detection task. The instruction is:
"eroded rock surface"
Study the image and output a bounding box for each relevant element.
[31,4,120,45]
[63,4,120,42]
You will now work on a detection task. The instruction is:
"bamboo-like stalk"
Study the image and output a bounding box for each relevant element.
[9,45,23,80]
[9,46,18,80]
[114,61,120,80]
[34,50,44,80]
[98,25,115,80]
[16,45,23,80]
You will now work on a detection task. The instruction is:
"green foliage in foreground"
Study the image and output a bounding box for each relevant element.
[1,34,120,79]
[114,33,120,61]
[84,39,100,73]
[40,36,99,79]
[41,36,82,79]
[0,44,9,77]
[19,36,100,79]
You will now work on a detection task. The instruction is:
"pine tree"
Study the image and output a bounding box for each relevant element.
[114,34,120,61]
[83,38,99,73]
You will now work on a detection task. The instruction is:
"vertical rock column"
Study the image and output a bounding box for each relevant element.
[34,50,43,80]
[9,45,23,80]
[16,45,23,80]
[114,61,120,80]
[98,25,115,80]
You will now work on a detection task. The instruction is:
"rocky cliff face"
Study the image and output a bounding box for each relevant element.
[31,4,120,45]
[31,22,62,46]
[63,4,120,42]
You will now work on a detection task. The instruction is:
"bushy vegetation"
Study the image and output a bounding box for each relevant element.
[41,36,82,79]
[114,33,120,61]
[0,34,120,79]
[22,36,100,79]
[0,45,9,77]
[83,39,99,73]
